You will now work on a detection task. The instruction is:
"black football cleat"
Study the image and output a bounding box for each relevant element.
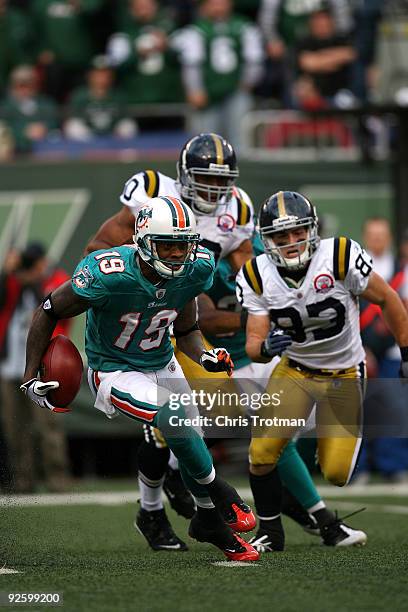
[188,514,259,562]
[248,518,285,552]
[208,477,256,532]
[163,467,196,519]
[134,507,188,551]
[320,512,367,547]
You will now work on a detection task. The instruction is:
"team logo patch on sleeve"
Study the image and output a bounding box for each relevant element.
[73,265,93,289]
[313,273,334,293]
[217,213,236,233]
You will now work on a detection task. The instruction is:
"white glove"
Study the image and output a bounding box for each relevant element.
[20,378,70,413]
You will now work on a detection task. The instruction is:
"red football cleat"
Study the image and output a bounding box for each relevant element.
[207,477,257,533]
[225,502,257,533]
[188,514,259,562]
[223,533,260,562]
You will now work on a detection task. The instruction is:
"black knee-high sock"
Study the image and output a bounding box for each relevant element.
[137,439,170,511]
[249,469,282,523]
[137,439,170,481]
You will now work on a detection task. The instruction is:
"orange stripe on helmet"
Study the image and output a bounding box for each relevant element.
[168,196,186,229]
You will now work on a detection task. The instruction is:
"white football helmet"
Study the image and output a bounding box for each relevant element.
[133,196,200,278]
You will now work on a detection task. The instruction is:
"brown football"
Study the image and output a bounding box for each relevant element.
[40,335,83,407]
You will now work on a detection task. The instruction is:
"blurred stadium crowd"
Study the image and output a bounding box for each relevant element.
[2,0,408,156]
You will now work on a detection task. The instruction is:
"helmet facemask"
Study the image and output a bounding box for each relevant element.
[177,163,239,215]
[137,234,200,278]
[260,217,320,270]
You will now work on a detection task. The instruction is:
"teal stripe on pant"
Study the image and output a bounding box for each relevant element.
[154,402,213,498]
[277,440,321,509]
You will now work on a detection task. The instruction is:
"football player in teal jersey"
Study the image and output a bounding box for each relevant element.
[86,133,255,550]
[199,233,367,549]
[21,196,259,562]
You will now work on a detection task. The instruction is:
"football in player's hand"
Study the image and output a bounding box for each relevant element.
[40,335,83,407]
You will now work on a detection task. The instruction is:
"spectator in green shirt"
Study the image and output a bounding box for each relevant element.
[107,0,183,105]
[0,0,33,96]
[64,55,138,140]
[31,0,105,102]
[0,65,58,154]
[173,0,264,152]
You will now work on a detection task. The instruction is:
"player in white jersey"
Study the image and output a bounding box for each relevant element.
[86,133,256,551]
[236,190,408,546]
[87,133,254,270]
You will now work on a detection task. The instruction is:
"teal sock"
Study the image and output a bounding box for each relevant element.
[154,402,213,489]
[277,440,321,509]
[178,463,210,500]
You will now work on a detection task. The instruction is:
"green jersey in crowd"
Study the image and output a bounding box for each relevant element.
[109,10,183,104]
[72,245,214,372]
[67,86,128,136]
[0,6,33,95]
[177,15,259,105]
[31,0,103,68]
[0,93,58,153]
[205,234,263,369]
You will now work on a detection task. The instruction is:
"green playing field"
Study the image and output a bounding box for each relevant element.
[1,487,407,612]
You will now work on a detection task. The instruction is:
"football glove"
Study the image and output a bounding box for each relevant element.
[261,328,293,359]
[200,348,234,377]
[20,378,70,413]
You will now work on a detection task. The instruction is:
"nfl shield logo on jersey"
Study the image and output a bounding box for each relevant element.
[313,273,334,293]
[156,288,166,299]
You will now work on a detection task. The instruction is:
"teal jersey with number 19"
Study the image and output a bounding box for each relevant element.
[72,245,214,372]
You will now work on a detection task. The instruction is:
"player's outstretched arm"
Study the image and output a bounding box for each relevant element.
[245,313,274,362]
[197,293,241,336]
[174,299,206,364]
[245,313,292,363]
[227,239,253,273]
[23,281,89,383]
[85,206,134,254]
[175,299,234,375]
[361,271,408,349]
[361,271,408,377]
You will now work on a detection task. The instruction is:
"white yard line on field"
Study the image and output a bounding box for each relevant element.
[1,483,408,509]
